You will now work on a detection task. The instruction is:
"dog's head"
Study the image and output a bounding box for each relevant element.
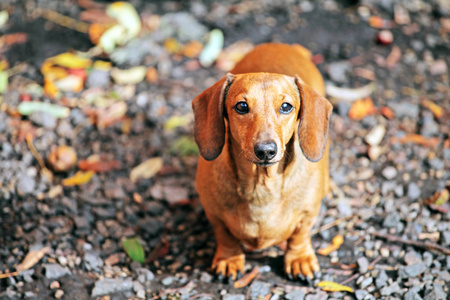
[192,73,332,165]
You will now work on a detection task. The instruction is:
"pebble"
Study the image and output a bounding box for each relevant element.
[398,263,427,278]
[304,291,328,300]
[29,110,57,129]
[200,271,213,283]
[49,281,60,289]
[429,59,447,75]
[357,257,369,274]
[365,124,385,146]
[16,175,36,197]
[404,290,423,300]
[91,278,133,297]
[381,282,402,296]
[44,264,71,279]
[54,289,64,299]
[223,295,245,300]
[376,270,389,289]
[404,251,422,265]
[355,289,368,300]
[327,61,352,83]
[248,281,271,298]
[161,276,175,286]
[86,69,110,88]
[424,283,446,300]
[407,183,421,200]
[382,166,398,180]
[383,212,400,228]
[84,251,104,271]
[133,281,145,299]
[360,277,373,289]
[388,102,419,118]
[285,289,305,300]
[136,268,155,283]
[24,291,37,299]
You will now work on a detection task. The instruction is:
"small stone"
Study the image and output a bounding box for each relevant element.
[30,111,57,129]
[54,289,64,299]
[360,277,373,289]
[389,102,419,118]
[424,283,446,300]
[355,289,368,300]
[50,281,60,289]
[327,61,352,83]
[136,268,155,283]
[133,281,145,299]
[365,125,385,146]
[305,291,328,300]
[223,295,245,300]
[377,30,394,45]
[259,265,271,273]
[381,181,397,195]
[398,263,427,278]
[86,69,110,88]
[91,278,133,297]
[24,291,37,299]
[376,270,388,289]
[84,251,103,271]
[383,212,400,228]
[357,257,369,274]
[380,282,401,296]
[407,183,421,200]
[404,251,422,265]
[248,281,271,298]
[58,256,68,266]
[44,264,71,279]
[200,271,213,283]
[404,289,423,300]
[20,269,34,283]
[16,175,36,197]
[429,59,447,76]
[285,289,305,300]
[382,166,398,180]
[337,200,352,217]
[161,276,175,286]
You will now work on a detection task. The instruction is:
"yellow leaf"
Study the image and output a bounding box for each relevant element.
[422,99,444,119]
[16,247,52,272]
[318,281,354,293]
[164,115,191,131]
[317,234,344,256]
[62,171,95,186]
[93,60,112,71]
[111,66,146,85]
[164,38,183,54]
[130,157,163,183]
[47,52,92,69]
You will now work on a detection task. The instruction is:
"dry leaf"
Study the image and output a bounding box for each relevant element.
[422,99,444,119]
[182,40,203,58]
[0,246,51,279]
[379,106,395,119]
[234,266,259,288]
[326,83,376,103]
[130,157,163,183]
[348,98,377,121]
[78,155,121,173]
[318,281,354,293]
[385,46,402,68]
[62,171,95,186]
[47,145,77,172]
[146,67,159,83]
[390,134,440,147]
[425,188,450,214]
[317,234,344,256]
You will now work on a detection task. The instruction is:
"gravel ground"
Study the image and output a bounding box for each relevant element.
[0,0,449,299]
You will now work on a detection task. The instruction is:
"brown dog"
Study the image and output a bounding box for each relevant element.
[192,43,332,281]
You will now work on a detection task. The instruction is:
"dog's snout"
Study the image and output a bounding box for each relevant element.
[254,141,277,161]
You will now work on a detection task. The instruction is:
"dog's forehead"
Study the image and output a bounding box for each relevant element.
[229,73,297,97]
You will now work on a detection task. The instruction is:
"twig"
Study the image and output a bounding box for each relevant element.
[312,215,354,235]
[339,272,359,285]
[373,232,450,256]
[38,8,90,33]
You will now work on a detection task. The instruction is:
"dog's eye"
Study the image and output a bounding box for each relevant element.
[280,103,293,114]
[234,101,249,114]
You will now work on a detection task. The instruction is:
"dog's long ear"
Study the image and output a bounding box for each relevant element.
[295,77,333,162]
[192,74,235,161]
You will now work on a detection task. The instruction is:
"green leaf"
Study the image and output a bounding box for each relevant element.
[169,136,199,157]
[122,237,145,263]
[0,71,7,94]
[17,101,70,118]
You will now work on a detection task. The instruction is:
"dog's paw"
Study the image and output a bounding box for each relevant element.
[285,251,320,284]
[212,253,245,282]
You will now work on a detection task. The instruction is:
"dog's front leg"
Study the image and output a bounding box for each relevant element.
[284,215,320,283]
[209,217,245,281]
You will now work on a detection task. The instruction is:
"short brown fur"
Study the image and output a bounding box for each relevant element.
[192,43,333,280]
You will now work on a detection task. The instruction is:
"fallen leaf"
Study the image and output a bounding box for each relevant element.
[146,239,169,263]
[122,237,145,263]
[385,46,402,68]
[390,134,440,147]
[111,66,146,85]
[106,2,141,39]
[130,157,163,183]
[425,188,450,214]
[0,247,51,279]
[0,71,7,94]
[0,10,8,29]
[146,67,159,83]
[182,40,203,58]
[418,232,440,241]
[368,16,394,29]
[46,52,92,70]
[216,40,254,71]
[318,281,354,293]
[317,234,344,256]
[422,99,444,119]
[17,101,70,118]
[0,32,28,46]
[164,115,191,131]
[78,157,122,173]
[96,101,128,130]
[164,37,183,54]
[365,124,385,147]
[348,98,377,121]
[325,83,376,102]
[55,75,84,93]
[104,253,121,266]
[62,171,95,186]
[379,106,395,119]
[89,23,115,45]
[394,4,410,25]
[169,136,199,157]
[199,29,224,67]
[234,266,259,288]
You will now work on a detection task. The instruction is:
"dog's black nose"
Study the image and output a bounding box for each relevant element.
[254,141,277,161]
